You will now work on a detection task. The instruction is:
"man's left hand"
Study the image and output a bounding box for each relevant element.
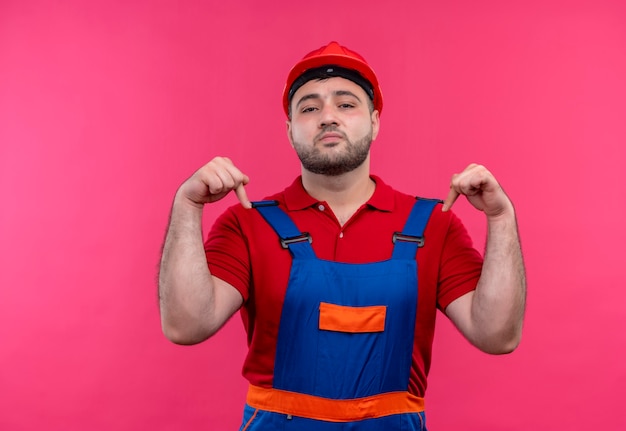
[442,164,514,218]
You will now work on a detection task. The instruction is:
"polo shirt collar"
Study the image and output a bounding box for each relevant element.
[283,175,395,212]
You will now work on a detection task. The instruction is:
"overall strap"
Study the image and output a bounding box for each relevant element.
[251,200,316,259]
[391,198,441,260]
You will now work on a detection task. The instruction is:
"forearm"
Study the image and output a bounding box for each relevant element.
[158,192,217,344]
[471,210,526,353]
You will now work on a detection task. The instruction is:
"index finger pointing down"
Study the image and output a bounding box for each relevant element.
[442,187,460,212]
[235,183,251,209]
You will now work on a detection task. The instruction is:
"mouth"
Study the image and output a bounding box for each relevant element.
[316,132,345,144]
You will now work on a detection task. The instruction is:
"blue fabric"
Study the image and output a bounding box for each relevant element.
[241,199,437,430]
[273,258,417,398]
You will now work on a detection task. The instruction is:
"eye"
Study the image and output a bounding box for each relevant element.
[337,98,357,109]
[301,106,318,113]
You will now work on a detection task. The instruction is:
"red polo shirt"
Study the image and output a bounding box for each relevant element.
[205,175,483,397]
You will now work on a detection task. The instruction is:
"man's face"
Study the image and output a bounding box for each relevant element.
[287,77,380,176]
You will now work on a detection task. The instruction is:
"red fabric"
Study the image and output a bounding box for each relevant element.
[205,175,483,397]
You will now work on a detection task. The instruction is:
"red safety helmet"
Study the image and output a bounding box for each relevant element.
[283,41,383,117]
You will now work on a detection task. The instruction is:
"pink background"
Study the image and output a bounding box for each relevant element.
[1,0,625,429]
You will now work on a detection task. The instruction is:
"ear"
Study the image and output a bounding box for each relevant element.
[286,119,295,148]
[370,110,380,141]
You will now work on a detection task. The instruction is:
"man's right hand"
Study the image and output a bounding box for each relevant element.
[177,157,251,209]
[159,156,247,344]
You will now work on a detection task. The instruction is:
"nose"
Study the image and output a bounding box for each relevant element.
[318,104,339,128]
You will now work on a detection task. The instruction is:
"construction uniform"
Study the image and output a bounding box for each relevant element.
[205,176,483,431]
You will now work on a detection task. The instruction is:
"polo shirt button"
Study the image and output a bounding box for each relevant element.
[339,232,344,238]
[318,204,325,211]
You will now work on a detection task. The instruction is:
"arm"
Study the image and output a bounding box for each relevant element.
[158,157,251,345]
[442,164,526,354]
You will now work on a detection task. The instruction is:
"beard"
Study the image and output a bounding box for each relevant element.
[293,126,373,176]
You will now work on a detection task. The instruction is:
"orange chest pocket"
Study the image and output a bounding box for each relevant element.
[318,302,387,333]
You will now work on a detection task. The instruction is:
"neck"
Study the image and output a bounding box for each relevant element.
[301,159,375,223]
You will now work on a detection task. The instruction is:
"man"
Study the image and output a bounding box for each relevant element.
[159,41,526,430]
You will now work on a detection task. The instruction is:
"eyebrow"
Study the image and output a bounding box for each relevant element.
[295,90,363,110]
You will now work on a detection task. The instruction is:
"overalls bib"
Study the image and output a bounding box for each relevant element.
[239,198,439,431]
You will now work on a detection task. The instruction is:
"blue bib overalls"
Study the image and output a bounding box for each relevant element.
[239,198,438,431]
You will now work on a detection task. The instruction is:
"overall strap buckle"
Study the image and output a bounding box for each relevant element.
[392,232,424,248]
[252,200,316,259]
[391,197,441,260]
[280,233,312,249]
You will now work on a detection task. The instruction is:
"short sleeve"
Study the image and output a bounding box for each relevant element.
[204,206,251,301]
[436,211,483,310]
